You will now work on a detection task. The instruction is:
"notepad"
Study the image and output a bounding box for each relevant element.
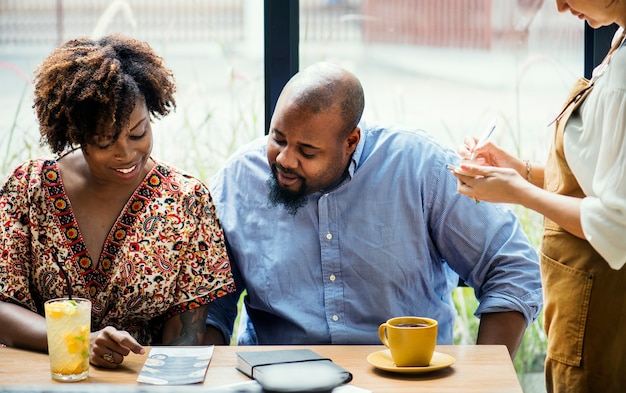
[137,346,214,385]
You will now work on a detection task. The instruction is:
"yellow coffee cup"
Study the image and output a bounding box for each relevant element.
[378,316,438,367]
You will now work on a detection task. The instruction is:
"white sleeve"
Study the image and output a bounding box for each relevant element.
[578,44,626,270]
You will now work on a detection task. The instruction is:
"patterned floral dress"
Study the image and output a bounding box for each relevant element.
[0,158,235,344]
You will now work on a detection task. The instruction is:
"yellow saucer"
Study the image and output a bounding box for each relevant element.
[367,350,455,374]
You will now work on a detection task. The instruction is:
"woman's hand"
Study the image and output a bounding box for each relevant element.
[459,137,525,174]
[90,326,145,369]
[453,136,535,204]
[451,164,530,204]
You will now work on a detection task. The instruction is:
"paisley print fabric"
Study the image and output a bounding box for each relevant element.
[0,159,235,344]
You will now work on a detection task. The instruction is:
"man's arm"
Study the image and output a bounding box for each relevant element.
[162,304,209,345]
[203,324,228,345]
[203,291,241,345]
[203,240,244,346]
[476,311,526,359]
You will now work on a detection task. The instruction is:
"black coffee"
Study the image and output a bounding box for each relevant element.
[395,323,429,328]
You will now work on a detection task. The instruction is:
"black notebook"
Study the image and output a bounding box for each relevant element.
[235,349,353,393]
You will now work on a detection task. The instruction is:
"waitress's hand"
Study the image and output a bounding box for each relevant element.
[90,326,145,368]
[450,164,530,204]
[452,134,528,204]
[458,136,520,170]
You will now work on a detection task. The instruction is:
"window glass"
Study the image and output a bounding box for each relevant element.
[0,0,263,179]
[300,0,582,165]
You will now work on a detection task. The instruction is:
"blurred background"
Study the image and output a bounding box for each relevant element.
[0,1,588,391]
[0,0,583,179]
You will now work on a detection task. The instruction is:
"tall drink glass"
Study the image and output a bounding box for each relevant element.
[44,298,91,381]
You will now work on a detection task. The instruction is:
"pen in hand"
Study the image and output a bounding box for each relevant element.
[469,119,497,160]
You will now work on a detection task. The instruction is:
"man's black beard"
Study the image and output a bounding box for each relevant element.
[266,169,308,216]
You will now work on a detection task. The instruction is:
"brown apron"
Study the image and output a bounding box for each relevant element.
[541,34,626,393]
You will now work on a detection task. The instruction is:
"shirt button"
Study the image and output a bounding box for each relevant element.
[326,233,332,240]
[332,315,339,322]
[329,274,336,282]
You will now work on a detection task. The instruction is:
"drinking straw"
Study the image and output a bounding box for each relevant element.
[51,247,72,300]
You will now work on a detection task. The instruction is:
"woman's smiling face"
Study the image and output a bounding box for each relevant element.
[82,97,153,186]
[555,0,626,28]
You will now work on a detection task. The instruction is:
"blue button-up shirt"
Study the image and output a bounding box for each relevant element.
[206,121,542,345]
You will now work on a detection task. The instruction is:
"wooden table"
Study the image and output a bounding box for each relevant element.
[0,345,523,392]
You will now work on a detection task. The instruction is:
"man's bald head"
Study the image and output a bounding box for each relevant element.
[279,62,365,137]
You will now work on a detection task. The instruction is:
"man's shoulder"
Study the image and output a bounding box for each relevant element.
[210,136,269,192]
[359,121,452,162]
[361,121,443,147]
[222,136,268,167]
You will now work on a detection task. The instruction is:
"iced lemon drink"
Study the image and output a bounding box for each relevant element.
[44,298,91,381]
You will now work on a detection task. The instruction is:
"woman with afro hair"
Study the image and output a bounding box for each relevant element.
[0,34,235,368]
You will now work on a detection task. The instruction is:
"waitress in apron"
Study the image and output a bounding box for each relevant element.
[450,1,626,392]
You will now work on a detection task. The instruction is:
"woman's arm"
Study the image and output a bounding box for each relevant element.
[455,137,584,235]
[523,161,544,189]
[0,302,48,351]
[453,164,585,238]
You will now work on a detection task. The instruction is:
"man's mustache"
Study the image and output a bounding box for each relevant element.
[273,163,299,177]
